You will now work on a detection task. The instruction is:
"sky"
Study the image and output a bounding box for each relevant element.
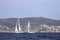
[0,0,60,20]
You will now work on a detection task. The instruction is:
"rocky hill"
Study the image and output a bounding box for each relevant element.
[0,17,60,32]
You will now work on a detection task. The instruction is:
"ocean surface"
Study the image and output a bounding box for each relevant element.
[0,33,60,40]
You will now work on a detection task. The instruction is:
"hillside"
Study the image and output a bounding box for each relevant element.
[0,17,60,27]
[0,17,60,32]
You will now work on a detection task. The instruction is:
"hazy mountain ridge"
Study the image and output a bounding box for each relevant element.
[0,17,60,28]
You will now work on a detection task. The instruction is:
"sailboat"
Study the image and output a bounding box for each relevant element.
[27,21,35,33]
[15,18,22,33]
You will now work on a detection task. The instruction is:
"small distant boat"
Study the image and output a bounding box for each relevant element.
[15,18,23,33]
[27,21,35,33]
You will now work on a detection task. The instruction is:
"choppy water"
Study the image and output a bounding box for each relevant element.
[0,33,60,40]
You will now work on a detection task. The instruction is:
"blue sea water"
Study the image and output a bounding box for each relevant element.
[0,33,60,40]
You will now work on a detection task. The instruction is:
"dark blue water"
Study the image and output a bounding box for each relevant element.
[0,33,60,40]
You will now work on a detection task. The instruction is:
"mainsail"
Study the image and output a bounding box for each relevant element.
[28,21,30,32]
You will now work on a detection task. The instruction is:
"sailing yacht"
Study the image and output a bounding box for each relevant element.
[15,18,22,33]
[27,21,34,33]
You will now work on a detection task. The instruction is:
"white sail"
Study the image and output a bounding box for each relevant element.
[15,23,18,32]
[28,21,30,32]
[17,18,21,31]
